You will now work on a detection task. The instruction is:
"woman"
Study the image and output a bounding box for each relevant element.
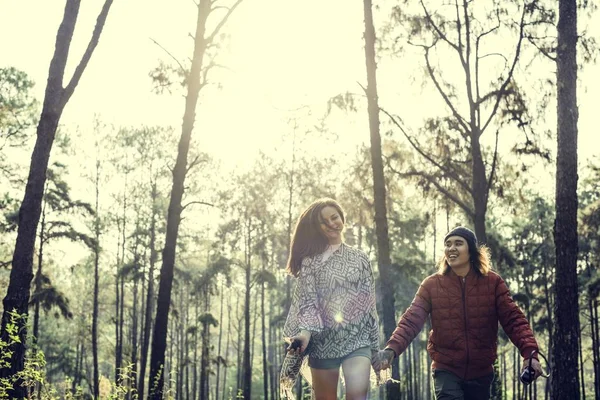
[281,198,380,400]
[373,226,543,400]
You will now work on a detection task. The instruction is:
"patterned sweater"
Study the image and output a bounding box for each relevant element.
[283,243,380,359]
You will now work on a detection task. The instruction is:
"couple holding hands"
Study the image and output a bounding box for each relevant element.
[281,198,543,400]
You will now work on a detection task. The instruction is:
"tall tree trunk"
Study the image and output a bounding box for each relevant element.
[502,351,507,400]
[33,195,47,400]
[119,266,126,380]
[579,329,586,399]
[200,289,211,400]
[116,172,128,385]
[236,289,243,395]
[362,0,399,398]
[591,296,600,399]
[138,181,158,399]
[0,1,113,388]
[74,335,84,392]
[130,224,142,397]
[184,291,191,400]
[242,265,252,399]
[177,291,185,400]
[268,300,277,400]
[223,290,232,400]
[92,152,101,398]
[115,218,122,384]
[131,257,140,396]
[543,258,553,400]
[148,0,210,396]
[33,195,46,344]
[193,296,199,400]
[168,316,175,396]
[242,221,253,399]
[513,347,519,400]
[261,279,269,400]
[216,279,225,400]
[594,298,600,399]
[552,0,581,398]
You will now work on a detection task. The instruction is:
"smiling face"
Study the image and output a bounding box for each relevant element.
[444,235,470,271]
[319,206,344,245]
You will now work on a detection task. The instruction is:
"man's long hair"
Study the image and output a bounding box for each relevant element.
[286,198,345,277]
[437,243,492,276]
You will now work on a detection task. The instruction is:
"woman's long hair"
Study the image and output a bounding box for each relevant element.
[286,198,345,277]
[437,243,492,276]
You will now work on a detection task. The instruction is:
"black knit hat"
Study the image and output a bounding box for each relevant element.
[444,226,478,251]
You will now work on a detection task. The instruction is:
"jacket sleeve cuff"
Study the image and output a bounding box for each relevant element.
[384,346,398,358]
[521,347,539,360]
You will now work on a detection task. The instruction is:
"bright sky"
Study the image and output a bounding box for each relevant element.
[0,0,597,183]
[0,0,598,284]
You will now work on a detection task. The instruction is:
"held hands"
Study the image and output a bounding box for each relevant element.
[371,348,395,371]
[287,330,311,355]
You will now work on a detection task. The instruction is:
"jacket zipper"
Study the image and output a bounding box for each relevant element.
[461,275,470,380]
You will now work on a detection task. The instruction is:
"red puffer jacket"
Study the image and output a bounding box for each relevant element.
[386,269,538,380]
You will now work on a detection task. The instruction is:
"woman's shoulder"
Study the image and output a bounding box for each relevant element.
[300,255,316,268]
[342,244,370,261]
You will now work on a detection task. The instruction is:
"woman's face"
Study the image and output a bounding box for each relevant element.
[444,235,470,270]
[319,206,344,244]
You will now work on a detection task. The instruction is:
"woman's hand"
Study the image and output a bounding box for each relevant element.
[287,330,311,355]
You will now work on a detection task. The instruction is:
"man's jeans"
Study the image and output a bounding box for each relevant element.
[433,369,495,400]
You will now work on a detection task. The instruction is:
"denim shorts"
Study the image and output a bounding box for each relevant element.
[309,347,372,370]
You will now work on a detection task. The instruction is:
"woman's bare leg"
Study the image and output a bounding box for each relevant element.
[311,367,340,400]
[342,356,371,400]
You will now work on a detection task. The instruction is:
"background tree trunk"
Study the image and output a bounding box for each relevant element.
[242,229,253,399]
[0,0,113,391]
[92,152,101,398]
[148,1,210,397]
[138,181,158,399]
[551,0,581,398]
[362,0,400,398]
[215,279,225,400]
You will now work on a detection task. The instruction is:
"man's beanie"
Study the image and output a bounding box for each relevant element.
[444,226,478,250]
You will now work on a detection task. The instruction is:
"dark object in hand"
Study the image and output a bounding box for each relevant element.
[520,366,535,384]
[288,339,302,351]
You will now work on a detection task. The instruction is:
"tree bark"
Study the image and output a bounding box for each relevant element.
[216,279,225,400]
[92,153,101,398]
[223,288,232,400]
[148,0,210,397]
[592,298,600,399]
[362,1,399,398]
[0,0,113,389]
[138,181,158,399]
[200,291,211,400]
[242,223,253,399]
[33,195,47,343]
[261,275,269,400]
[115,218,122,384]
[551,0,581,398]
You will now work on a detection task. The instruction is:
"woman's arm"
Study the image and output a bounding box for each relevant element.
[283,257,323,353]
[362,254,381,352]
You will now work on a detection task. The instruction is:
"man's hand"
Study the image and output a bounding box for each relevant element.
[522,357,543,381]
[371,348,395,371]
[287,330,311,355]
